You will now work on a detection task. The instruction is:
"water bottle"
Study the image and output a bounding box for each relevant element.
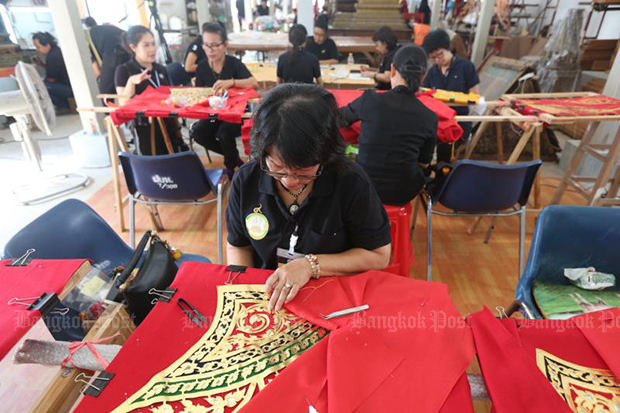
[347,53,354,69]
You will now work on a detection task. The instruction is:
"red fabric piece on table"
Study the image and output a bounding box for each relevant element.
[110,86,260,125]
[240,88,462,154]
[76,264,475,413]
[243,271,475,412]
[0,259,87,360]
[469,307,620,413]
[514,95,620,117]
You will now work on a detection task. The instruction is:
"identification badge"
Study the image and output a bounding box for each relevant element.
[246,204,269,240]
[276,248,305,268]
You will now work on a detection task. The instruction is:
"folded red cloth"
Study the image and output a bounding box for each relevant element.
[111,86,260,125]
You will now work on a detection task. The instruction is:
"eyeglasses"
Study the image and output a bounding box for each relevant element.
[260,161,323,181]
[429,51,445,61]
[203,42,224,50]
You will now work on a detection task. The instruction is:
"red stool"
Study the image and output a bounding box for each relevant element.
[383,203,414,277]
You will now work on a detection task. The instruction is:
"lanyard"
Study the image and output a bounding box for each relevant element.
[289,225,299,254]
[147,69,161,88]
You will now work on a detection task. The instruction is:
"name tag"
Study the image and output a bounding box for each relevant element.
[276,247,305,268]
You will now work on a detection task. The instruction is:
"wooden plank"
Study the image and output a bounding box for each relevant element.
[31,304,135,413]
[59,261,92,300]
[106,117,126,233]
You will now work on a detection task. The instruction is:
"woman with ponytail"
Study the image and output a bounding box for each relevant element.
[276,24,323,85]
[114,25,187,155]
[340,45,438,206]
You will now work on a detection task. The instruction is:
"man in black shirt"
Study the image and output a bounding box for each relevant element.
[305,17,339,64]
[83,17,130,95]
[184,34,207,75]
[32,32,73,110]
[256,0,269,16]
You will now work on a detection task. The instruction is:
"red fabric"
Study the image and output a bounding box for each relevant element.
[514,95,620,117]
[76,264,474,413]
[110,86,260,125]
[0,259,87,360]
[470,307,620,413]
[240,89,462,153]
[574,308,620,380]
[383,203,414,277]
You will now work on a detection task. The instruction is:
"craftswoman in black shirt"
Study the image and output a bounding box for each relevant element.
[277,24,323,85]
[341,45,438,205]
[191,23,259,177]
[361,26,400,91]
[183,33,207,75]
[115,26,185,155]
[32,32,73,110]
[226,84,391,311]
[305,17,339,64]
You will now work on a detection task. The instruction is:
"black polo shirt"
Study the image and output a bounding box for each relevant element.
[306,36,339,61]
[376,46,399,90]
[423,55,480,116]
[184,35,207,73]
[226,160,392,270]
[45,45,71,87]
[277,49,321,84]
[114,58,171,95]
[341,86,437,205]
[195,55,252,87]
[90,24,124,60]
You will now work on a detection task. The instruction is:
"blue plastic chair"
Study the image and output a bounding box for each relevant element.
[515,205,620,319]
[119,151,227,263]
[426,159,542,281]
[2,199,210,272]
[165,62,191,86]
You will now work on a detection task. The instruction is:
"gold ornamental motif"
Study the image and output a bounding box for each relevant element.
[536,349,620,413]
[112,284,328,413]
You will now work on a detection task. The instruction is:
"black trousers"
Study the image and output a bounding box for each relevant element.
[191,119,242,170]
[134,117,183,156]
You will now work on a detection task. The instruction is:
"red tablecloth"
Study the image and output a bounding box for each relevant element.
[470,307,620,413]
[0,259,87,360]
[76,263,474,413]
[241,89,462,155]
[111,86,260,125]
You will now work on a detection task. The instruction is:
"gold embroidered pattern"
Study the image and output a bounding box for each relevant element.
[536,349,620,413]
[112,284,328,413]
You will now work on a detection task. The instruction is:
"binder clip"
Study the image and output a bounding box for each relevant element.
[149,287,177,305]
[8,248,36,266]
[77,371,116,397]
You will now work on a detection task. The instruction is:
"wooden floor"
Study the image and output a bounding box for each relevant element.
[86,156,585,412]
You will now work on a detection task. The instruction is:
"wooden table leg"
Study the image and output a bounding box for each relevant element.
[464,121,489,159]
[506,123,537,164]
[496,122,504,164]
[532,124,541,208]
[106,117,126,232]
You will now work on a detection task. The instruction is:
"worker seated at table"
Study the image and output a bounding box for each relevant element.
[32,32,74,112]
[341,45,437,206]
[255,0,270,17]
[360,26,400,91]
[226,83,391,311]
[277,24,323,86]
[83,17,130,95]
[183,29,207,76]
[305,16,339,65]
[190,23,259,178]
[115,25,187,155]
[423,29,480,163]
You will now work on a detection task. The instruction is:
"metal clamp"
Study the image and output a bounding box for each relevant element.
[8,248,36,266]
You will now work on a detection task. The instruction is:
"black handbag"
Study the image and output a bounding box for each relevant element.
[107,231,178,325]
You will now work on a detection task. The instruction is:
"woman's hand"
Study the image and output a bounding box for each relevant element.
[265,258,313,311]
[129,69,151,85]
[213,79,235,94]
[361,69,376,78]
